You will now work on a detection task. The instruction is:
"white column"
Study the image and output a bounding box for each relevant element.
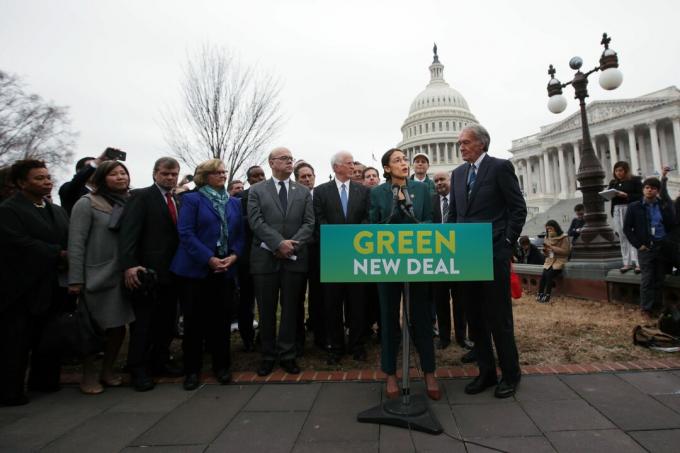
[542,150,553,195]
[526,158,533,195]
[538,153,545,193]
[659,126,670,167]
[608,133,618,164]
[627,128,640,176]
[648,121,662,174]
[672,116,680,169]
[558,145,568,198]
[573,141,581,174]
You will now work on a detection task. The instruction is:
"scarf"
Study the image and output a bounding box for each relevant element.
[96,190,129,230]
[199,185,230,256]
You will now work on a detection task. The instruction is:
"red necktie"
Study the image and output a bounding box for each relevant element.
[166,192,177,225]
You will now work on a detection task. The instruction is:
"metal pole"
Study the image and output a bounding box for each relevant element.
[401,281,411,405]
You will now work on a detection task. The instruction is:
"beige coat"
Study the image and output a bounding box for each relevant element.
[543,233,571,270]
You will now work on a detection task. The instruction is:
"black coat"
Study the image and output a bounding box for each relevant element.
[623,198,677,250]
[58,164,96,214]
[0,193,69,314]
[313,179,370,227]
[118,184,179,284]
[607,176,643,216]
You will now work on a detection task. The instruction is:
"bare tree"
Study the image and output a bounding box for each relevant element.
[0,70,77,170]
[162,45,283,180]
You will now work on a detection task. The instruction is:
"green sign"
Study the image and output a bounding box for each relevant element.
[320,223,493,283]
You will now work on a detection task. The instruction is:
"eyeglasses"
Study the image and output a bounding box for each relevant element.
[389,157,409,165]
[272,156,294,163]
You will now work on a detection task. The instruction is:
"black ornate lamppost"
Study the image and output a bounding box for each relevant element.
[546,33,624,261]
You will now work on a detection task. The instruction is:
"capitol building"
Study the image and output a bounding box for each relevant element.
[509,86,680,215]
[398,47,478,176]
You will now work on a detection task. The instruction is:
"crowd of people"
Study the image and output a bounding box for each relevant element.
[0,123,527,406]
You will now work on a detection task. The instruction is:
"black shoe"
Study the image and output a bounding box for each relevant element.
[461,350,477,364]
[183,373,200,391]
[215,369,232,385]
[326,353,342,366]
[536,293,544,302]
[242,340,255,353]
[437,339,451,350]
[132,372,156,392]
[495,376,520,399]
[539,293,551,304]
[1,394,29,406]
[152,363,184,378]
[280,359,300,374]
[257,360,275,377]
[352,349,367,361]
[464,374,498,395]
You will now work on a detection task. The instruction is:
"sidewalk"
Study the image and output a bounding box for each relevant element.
[2,369,680,452]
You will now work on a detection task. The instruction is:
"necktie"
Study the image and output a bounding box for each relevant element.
[278,181,288,212]
[340,183,348,218]
[467,163,477,196]
[441,196,448,223]
[165,192,177,225]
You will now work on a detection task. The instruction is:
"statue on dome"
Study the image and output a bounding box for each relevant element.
[433,43,438,57]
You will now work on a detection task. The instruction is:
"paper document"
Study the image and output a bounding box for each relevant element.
[260,242,297,261]
[598,188,618,201]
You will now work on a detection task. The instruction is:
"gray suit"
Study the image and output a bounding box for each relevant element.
[247,178,314,361]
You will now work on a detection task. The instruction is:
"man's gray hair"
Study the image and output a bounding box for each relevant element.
[462,124,491,152]
[330,150,352,168]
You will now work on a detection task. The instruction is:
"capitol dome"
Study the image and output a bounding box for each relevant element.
[398,45,478,175]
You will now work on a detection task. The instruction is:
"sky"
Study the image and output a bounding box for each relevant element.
[1,0,679,187]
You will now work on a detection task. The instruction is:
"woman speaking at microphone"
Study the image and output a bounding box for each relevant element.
[368,148,440,400]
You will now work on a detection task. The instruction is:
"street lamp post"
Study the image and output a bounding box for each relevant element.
[546,33,623,260]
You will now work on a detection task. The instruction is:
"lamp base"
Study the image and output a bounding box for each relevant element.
[357,394,443,435]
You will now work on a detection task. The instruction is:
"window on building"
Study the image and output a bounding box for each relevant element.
[425,124,428,132]
[419,124,422,134]
[446,122,449,131]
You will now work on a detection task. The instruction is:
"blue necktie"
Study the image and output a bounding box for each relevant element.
[467,164,477,196]
[278,181,288,212]
[340,183,348,218]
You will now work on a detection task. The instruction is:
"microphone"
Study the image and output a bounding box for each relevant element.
[391,184,400,200]
[400,185,419,223]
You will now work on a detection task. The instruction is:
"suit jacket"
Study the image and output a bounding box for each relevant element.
[432,193,451,224]
[369,180,433,224]
[447,155,527,260]
[170,191,245,279]
[58,164,96,214]
[313,179,370,227]
[239,188,254,265]
[0,193,69,314]
[247,178,315,274]
[623,198,677,249]
[118,184,179,284]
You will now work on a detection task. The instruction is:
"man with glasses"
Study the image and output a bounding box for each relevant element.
[247,148,314,376]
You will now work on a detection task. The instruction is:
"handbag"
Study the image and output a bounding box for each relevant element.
[76,295,106,357]
[510,262,522,299]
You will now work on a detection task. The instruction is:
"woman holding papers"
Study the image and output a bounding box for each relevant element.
[368,148,440,401]
[607,161,642,273]
[170,159,244,390]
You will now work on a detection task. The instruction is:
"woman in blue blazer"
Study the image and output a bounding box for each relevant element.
[170,159,245,390]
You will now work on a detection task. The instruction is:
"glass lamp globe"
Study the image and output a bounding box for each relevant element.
[599,67,623,90]
[548,94,568,114]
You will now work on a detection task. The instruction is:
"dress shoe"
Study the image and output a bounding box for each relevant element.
[183,373,200,391]
[464,374,498,395]
[280,359,301,374]
[132,373,156,392]
[1,394,29,406]
[437,339,451,350]
[257,360,275,377]
[215,369,232,385]
[152,363,184,378]
[385,376,400,399]
[326,353,341,366]
[461,349,477,364]
[494,376,520,399]
[634,267,641,274]
[425,374,441,401]
[535,292,544,302]
[620,266,633,273]
[352,349,367,361]
[457,338,474,350]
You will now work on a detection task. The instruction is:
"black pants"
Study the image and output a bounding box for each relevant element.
[364,283,380,338]
[0,300,62,402]
[323,283,366,356]
[638,241,673,312]
[127,280,179,375]
[538,268,562,295]
[236,261,256,346]
[433,282,466,343]
[253,270,306,361]
[178,274,234,374]
[460,257,520,380]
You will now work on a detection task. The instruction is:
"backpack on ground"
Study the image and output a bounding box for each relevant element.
[633,324,680,352]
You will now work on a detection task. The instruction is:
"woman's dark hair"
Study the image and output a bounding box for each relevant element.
[545,219,564,236]
[381,148,405,181]
[613,161,631,180]
[9,159,46,186]
[92,160,130,194]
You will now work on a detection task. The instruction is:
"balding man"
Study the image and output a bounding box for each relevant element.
[447,125,527,398]
[247,147,315,376]
[313,151,370,364]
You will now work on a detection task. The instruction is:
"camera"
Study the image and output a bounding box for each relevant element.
[104,147,127,161]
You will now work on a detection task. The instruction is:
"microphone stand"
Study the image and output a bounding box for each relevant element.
[358,184,443,435]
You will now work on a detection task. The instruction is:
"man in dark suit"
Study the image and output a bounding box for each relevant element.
[313,151,370,364]
[0,160,69,406]
[447,125,527,398]
[293,161,324,354]
[58,149,119,214]
[432,171,469,350]
[119,157,182,391]
[235,165,266,352]
[247,147,315,376]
